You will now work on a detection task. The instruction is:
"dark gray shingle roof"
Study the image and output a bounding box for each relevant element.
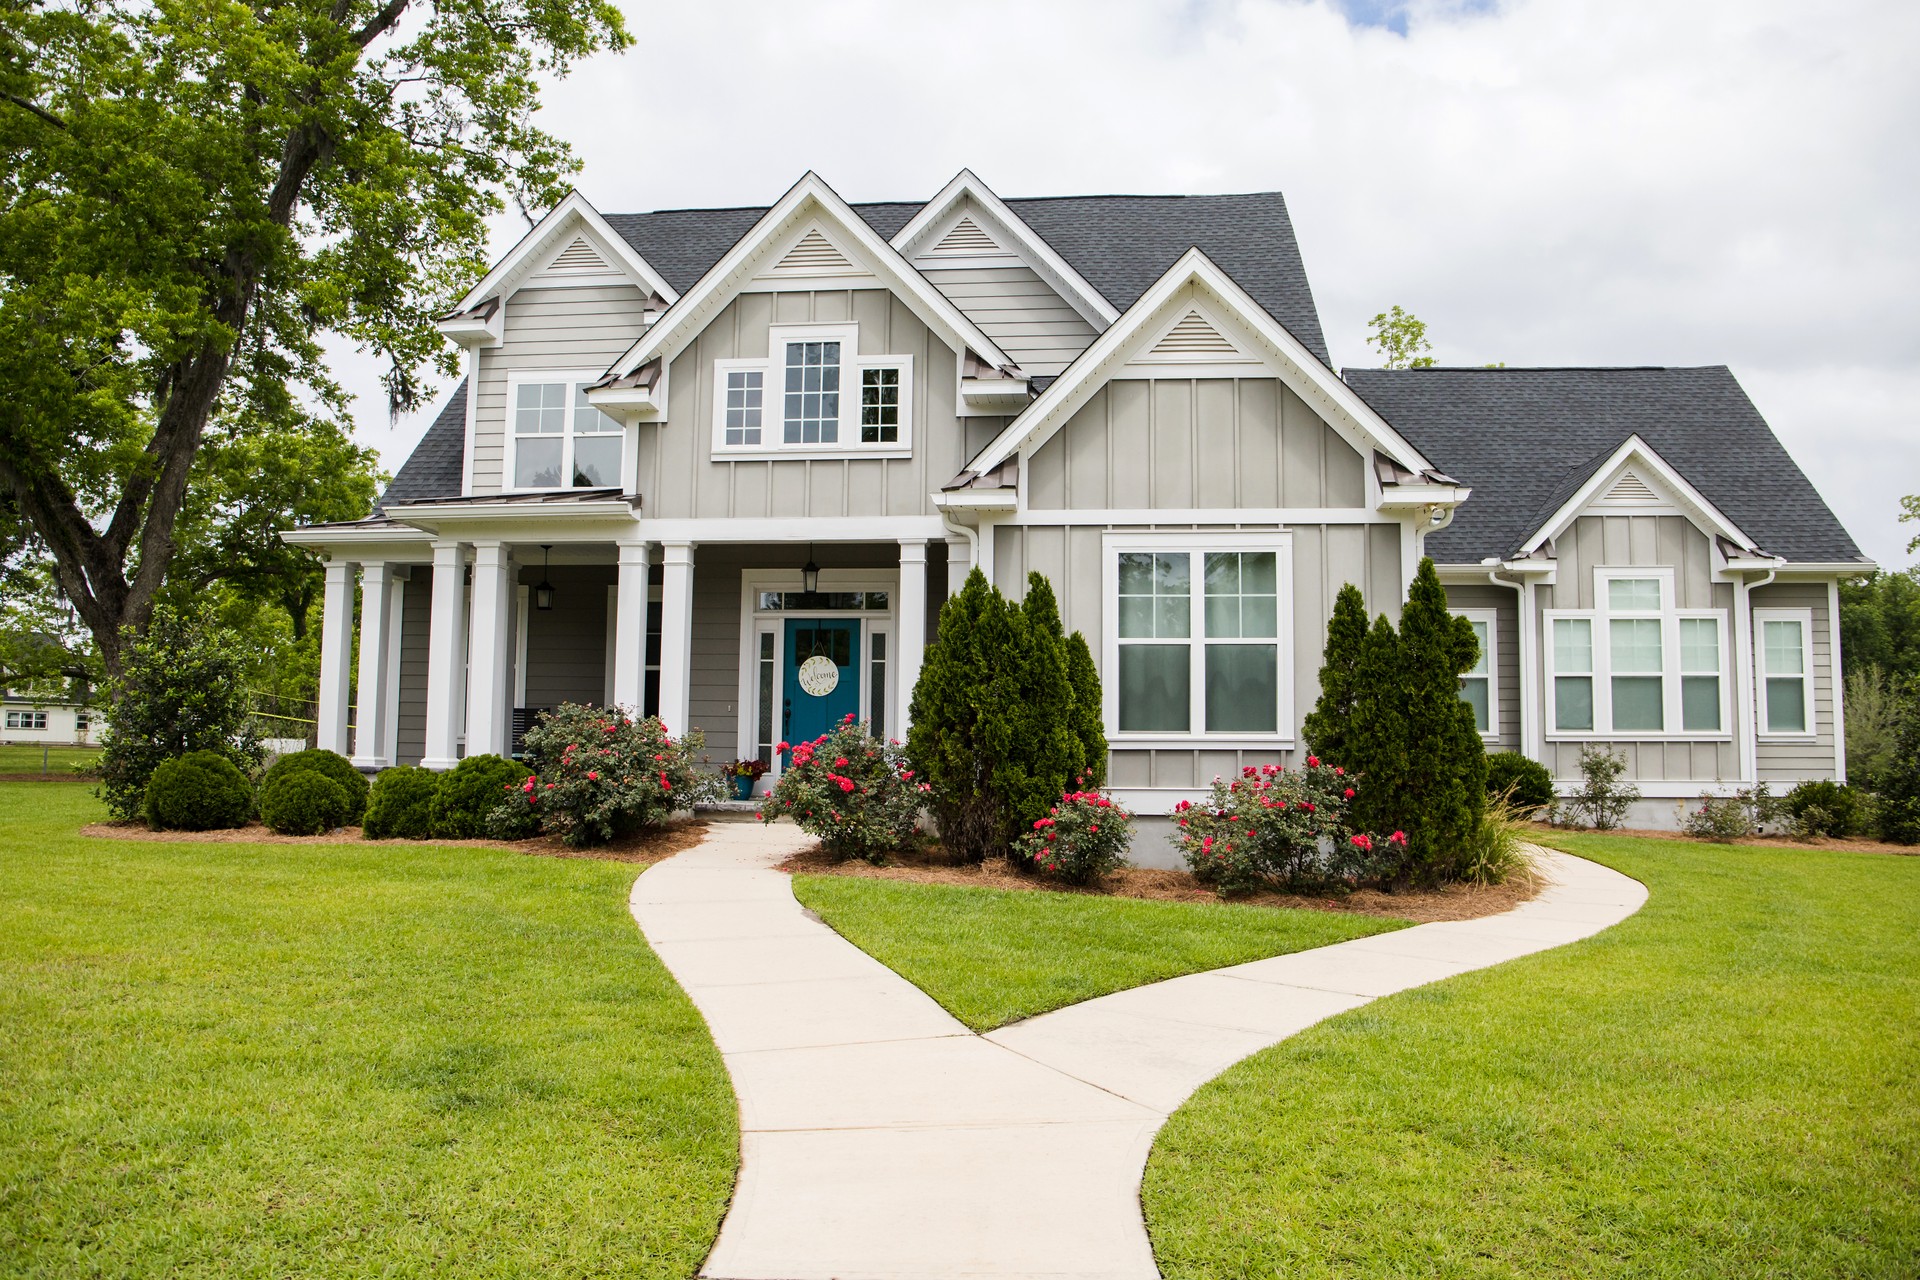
[376,380,466,511]
[1342,366,1866,565]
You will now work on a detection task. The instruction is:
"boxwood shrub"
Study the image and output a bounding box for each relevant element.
[263,749,369,823]
[142,750,254,831]
[261,769,355,836]
[430,754,532,840]
[363,765,441,840]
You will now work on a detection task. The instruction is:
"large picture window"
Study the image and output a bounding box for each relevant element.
[713,324,911,457]
[1106,534,1292,743]
[1754,609,1815,736]
[507,372,625,491]
[1545,569,1729,739]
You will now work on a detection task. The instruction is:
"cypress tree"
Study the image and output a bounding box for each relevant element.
[1345,613,1408,841]
[1064,632,1108,786]
[1302,582,1369,768]
[1390,558,1488,879]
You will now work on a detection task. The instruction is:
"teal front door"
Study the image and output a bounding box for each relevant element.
[783,619,861,757]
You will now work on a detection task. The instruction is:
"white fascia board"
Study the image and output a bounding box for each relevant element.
[967,249,1434,478]
[891,169,1120,329]
[445,191,677,318]
[1518,434,1760,557]
[604,172,1016,382]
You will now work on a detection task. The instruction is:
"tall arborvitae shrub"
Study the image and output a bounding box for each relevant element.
[1301,583,1369,768]
[1064,632,1108,786]
[1008,573,1086,834]
[1393,558,1487,878]
[1346,613,1408,839]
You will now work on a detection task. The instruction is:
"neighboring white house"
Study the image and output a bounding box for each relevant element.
[2,692,96,746]
[283,170,1870,829]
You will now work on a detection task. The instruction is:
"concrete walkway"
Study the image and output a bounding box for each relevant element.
[629,822,1647,1280]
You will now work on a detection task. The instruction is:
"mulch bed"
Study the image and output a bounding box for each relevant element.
[78,817,711,866]
[776,841,1545,923]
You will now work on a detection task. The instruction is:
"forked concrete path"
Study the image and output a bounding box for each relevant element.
[630,822,1647,1280]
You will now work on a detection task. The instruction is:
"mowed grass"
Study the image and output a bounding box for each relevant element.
[0,782,736,1279]
[0,742,101,773]
[791,874,1408,1030]
[1143,834,1920,1279]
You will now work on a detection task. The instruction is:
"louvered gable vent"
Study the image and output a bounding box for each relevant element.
[932,216,998,254]
[774,228,853,273]
[547,236,608,273]
[1150,309,1237,356]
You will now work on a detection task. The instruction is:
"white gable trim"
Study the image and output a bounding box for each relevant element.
[892,170,1120,329]
[604,172,1015,381]
[1518,434,1763,557]
[444,192,676,318]
[967,248,1434,477]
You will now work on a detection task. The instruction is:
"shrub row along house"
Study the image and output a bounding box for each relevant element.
[285,170,1868,833]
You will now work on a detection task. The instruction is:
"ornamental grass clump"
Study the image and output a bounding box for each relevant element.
[760,714,924,863]
[1014,782,1134,884]
[1173,758,1397,896]
[505,703,718,848]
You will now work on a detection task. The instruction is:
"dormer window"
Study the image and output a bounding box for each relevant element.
[713,324,911,457]
[508,370,625,490]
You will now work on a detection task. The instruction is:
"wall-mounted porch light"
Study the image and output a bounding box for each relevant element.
[535,545,556,611]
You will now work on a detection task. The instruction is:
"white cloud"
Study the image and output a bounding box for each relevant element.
[336,0,1920,566]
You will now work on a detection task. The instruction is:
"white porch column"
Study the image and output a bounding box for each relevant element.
[896,539,928,734]
[658,541,695,734]
[422,540,469,770]
[464,541,513,758]
[316,558,355,755]
[351,561,394,769]
[612,539,652,710]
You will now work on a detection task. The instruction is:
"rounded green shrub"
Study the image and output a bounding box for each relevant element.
[142,750,254,831]
[260,769,354,836]
[431,754,532,840]
[363,765,441,840]
[263,749,369,823]
[1783,780,1861,838]
[1485,751,1555,813]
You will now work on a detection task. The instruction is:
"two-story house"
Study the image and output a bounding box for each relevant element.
[285,170,1869,830]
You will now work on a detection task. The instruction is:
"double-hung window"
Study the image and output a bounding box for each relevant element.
[1106,534,1292,742]
[1754,609,1815,736]
[1456,610,1497,736]
[508,372,625,490]
[1546,569,1728,738]
[713,324,911,456]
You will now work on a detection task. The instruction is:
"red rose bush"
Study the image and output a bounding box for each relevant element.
[1172,757,1398,895]
[1014,780,1134,884]
[496,702,720,847]
[760,714,925,862]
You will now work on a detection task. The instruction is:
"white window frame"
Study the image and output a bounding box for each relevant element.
[709,322,914,460]
[1754,607,1817,740]
[1455,608,1499,740]
[503,368,628,494]
[1100,531,1295,749]
[1542,567,1731,741]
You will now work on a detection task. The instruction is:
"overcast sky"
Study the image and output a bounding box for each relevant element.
[331,0,1920,568]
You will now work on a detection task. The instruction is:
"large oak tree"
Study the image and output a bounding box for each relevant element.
[0,0,629,675]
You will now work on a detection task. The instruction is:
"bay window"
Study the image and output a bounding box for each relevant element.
[713,323,912,456]
[508,372,626,491]
[1755,609,1814,736]
[1106,534,1292,742]
[1546,569,1728,738]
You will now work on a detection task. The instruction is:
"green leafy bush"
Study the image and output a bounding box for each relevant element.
[1783,780,1861,838]
[431,754,531,840]
[97,604,262,820]
[1485,751,1555,813]
[260,769,354,835]
[142,750,254,831]
[761,715,924,863]
[362,766,440,840]
[1014,782,1133,884]
[512,703,718,847]
[262,749,368,823]
[1173,760,1383,896]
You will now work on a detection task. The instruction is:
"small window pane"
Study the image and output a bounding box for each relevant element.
[1466,619,1490,676]
[1610,618,1662,673]
[514,436,563,488]
[1612,676,1664,732]
[1205,644,1278,733]
[1462,677,1491,733]
[1119,645,1190,732]
[1682,675,1720,731]
[1554,618,1593,673]
[1766,678,1807,733]
[572,435,621,487]
[1608,578,1662,611]
[1679,618,1719,673]
[1556,676,1594,731]
[1763,620,1804,675]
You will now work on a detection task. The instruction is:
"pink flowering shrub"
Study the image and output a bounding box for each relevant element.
[494,702,720,847]
[760,714,925,863]
[1172,757,1395,895]
[1014,781,1134,884]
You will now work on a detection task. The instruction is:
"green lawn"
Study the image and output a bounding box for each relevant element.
[0,742,101,773]
[1142,834,1920,1278]
[791,874,1408,1030]
[0,782,736,1279]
